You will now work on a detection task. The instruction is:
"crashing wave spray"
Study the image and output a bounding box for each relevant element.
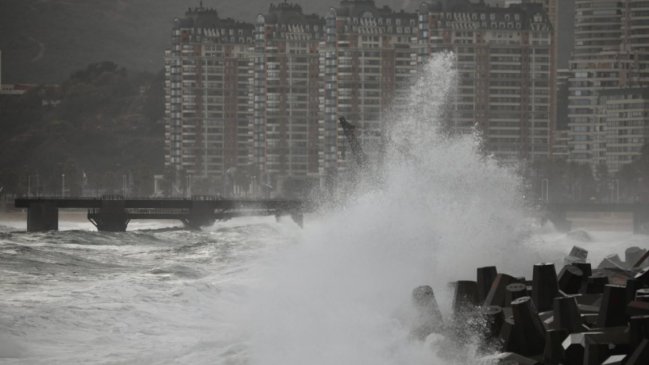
[240,53,541,364]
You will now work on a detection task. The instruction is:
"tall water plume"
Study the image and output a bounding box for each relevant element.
[239,53,541,364]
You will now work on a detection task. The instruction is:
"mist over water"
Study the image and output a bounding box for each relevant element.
[0,53,644,364]
[237,53,540,364]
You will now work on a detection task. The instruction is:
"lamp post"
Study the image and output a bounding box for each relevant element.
[61,173,66,198]
[541,178,549,203]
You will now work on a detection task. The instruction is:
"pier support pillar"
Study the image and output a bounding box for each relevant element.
[88,200,129,232]
[633,206,649,235]
[27,202,58,231]
[290,211,304,227]
[183,201,216,229]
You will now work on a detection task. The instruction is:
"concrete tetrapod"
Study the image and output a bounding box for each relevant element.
[505,283,528,305]
[477,266,498,303]
[573,262,592,278]
[532,263,559,312]
[543,329,568,365]
[558,265,585,294]
[627,338,649,365]
[411,285,443,340]
[597,284,627,328]
[553,296,583,333]
[581,272,609,294]
[453,280,479,316]
[510,296,546,356]
[629,315,649,350]
[484,273,518,307]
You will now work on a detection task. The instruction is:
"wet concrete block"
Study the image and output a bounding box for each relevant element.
[477,266,498,303]
[581,313,599,328]
[574,262,593,278]
[598,254,629,271]
[601,354,627,365]
[565,246,589,266]
[587,327,630,346]
[511,296,546,356]
[532,263,559,312]
[485,274,518,308]
[561,330,627,365]
[581,273,604,294]
[559,265,585,294]
[635,267,649,286]
[411,285,443,339]
[629,315,649,350]
[635,288,649,302]
[501,315,518,352]
[598,285,628,328]
[578,303,601,316]
[453,280,479,316]
[576,293,603,306]
[553,296,583,332]
[563,333,586,365]
[626,278,640,305]
[506,283,528,305]
[627,300,649,317]
[627,338,649,365]
[539,309,554,330]
[626,247,647,268]
[583,339,610,365]
[481,305,504,340]
[543,329,568,365]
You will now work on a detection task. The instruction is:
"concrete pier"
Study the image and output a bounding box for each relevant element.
[26,202,59,232]
[16,197,305,232]
[544,202,649,234]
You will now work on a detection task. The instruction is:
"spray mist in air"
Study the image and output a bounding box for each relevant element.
[241,53,540,365]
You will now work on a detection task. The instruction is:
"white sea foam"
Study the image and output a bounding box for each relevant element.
[237,53,542,365]
[1,53,645,365]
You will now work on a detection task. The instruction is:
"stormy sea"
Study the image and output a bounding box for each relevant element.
[1,54,646,364]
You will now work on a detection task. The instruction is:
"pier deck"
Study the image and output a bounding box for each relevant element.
[15,197,304,232]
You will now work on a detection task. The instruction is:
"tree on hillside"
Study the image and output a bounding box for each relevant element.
[0,62,164,196]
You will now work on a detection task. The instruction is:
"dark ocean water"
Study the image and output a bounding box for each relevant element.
[0,217,300,364]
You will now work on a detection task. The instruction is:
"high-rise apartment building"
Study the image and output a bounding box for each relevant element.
[567,0,649,171]
[624,0,649,82]
[164,7,253,193]
[419,0,553,161]
[490,0,558,160]
[319,0,419,183]
[598,88,649,173]
[253,3,324,193]
[164,1,557,195]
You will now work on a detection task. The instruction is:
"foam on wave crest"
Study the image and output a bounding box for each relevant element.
[238,53,540,365]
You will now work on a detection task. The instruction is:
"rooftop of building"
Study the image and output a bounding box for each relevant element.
[419,0,552,31]
[262,1,324,25]
[422,0,550,26]
[174,3,253,30]
[335,0,416,19]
